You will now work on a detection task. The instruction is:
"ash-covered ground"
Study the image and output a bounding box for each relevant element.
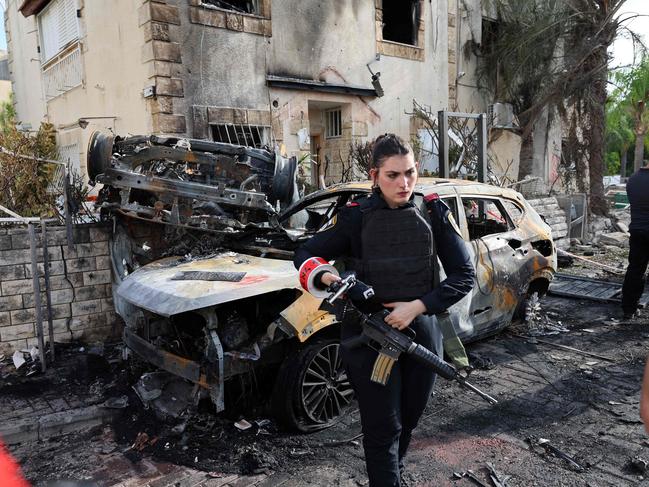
[6,235,649,486]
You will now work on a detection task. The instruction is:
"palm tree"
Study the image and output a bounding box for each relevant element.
[606,91,635,178]
[614,58,649,172]
[478,0,635,215]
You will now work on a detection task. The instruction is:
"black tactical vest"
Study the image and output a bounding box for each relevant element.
[350,201,435,302]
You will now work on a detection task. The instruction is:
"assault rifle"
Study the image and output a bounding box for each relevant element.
[327,274,498,405]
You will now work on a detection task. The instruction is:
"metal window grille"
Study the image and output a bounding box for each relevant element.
[211,124,270,148]
[325,108,342,139]
[200,0,260,15]
[42,46,83,100]
[47,142,80,195]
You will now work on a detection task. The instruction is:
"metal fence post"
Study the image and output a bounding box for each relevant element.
[28,223,47,371]
[437,110,449,178]
[41,221,55,363]
[477,113,488,183]
[63,164,74,251]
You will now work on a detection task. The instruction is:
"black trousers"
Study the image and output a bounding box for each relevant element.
[622,230,649,315]
[340,315,443,487]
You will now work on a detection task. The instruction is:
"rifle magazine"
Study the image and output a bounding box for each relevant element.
[370,353,395,385]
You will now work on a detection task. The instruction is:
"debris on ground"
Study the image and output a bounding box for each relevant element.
[557,249,625,275]
[235,419,253,431]
[631,456,649,473]
[12,350,26,370]
[133,371,165,404]
[598,232,629,248]
[549,272,649,307]
[102,395,129,409]
[531,338,615,362]
[486,462,510,487]
[4,222,649,487]
[530,437,585,472]
[557,251,574,268]
[240,445,278,474]
[510,292,569,336]
[453,469,491,486]
[129,431,158,452]
[467,352,495,370]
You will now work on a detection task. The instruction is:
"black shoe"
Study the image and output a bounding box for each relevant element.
[623,310,638,320]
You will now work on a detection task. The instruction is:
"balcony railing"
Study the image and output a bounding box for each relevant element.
[42,46,82,100]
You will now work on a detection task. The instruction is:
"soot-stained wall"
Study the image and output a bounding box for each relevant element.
[170,0,449,161]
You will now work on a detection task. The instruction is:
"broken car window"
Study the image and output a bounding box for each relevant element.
[201,0,259,15]
[462,197,512,240]
[382,0,420,46]
[288,196,343,233]
[501,199,524,226]
[441,196,460,223]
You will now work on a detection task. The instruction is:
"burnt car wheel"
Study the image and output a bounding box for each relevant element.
[272,338,354,432]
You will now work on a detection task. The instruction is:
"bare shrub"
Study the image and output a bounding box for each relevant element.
[0,120,59,218]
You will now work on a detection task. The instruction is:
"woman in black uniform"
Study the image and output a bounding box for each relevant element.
[294,134,475,487]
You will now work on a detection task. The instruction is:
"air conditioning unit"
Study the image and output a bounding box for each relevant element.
[487,102,514,128]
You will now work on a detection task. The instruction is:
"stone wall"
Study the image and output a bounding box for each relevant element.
[0,223,121,354]
[526,196,569,249]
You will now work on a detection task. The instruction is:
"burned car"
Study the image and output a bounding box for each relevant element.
[89,132,556,430]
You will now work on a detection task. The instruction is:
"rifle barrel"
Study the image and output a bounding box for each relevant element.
[458,378,498,404]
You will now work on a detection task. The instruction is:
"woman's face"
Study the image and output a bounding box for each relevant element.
[370,152,418,208]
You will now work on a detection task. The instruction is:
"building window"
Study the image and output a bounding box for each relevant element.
[382,0,420,46]
[325,109,342,139]
[37,0,82,100]
[211,124,270,148]
[38,0,79,63]
[201,0,260,15]
[190,0,271,36]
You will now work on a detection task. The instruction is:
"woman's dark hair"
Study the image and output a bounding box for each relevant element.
[371,133,413,168]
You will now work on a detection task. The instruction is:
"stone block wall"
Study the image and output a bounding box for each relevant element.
[0,223,121,354]
[526,196,569,249]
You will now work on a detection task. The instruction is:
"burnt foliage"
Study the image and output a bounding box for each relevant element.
[0,122,59,218]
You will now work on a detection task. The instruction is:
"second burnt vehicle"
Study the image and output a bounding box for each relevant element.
[89,132,556,431]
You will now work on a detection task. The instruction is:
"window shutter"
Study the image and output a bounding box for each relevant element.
[39,0,79,63]
[58,0,79,50]
[39,4,59,62]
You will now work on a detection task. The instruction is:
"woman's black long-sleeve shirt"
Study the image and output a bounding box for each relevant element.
[293,192,475,314]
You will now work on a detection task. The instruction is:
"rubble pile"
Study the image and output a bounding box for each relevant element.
[587,208,631,249]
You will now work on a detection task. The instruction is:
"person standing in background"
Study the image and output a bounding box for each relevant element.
[621,160,649,320]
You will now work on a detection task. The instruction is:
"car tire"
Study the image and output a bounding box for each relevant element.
[271,338,354,432]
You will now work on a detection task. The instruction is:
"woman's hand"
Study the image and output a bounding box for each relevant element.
[319,271,341,288]
[382,300,427,330]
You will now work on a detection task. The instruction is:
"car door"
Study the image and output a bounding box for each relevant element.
[455,194,522,338]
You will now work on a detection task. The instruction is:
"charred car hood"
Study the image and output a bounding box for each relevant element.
[117,253,299,316]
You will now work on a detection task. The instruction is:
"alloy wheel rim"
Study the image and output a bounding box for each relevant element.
[301,343,354,424]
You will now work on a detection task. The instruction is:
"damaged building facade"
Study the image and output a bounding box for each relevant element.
[7,0,445,183]
[1,0,567,429]
[6,0,561,188]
